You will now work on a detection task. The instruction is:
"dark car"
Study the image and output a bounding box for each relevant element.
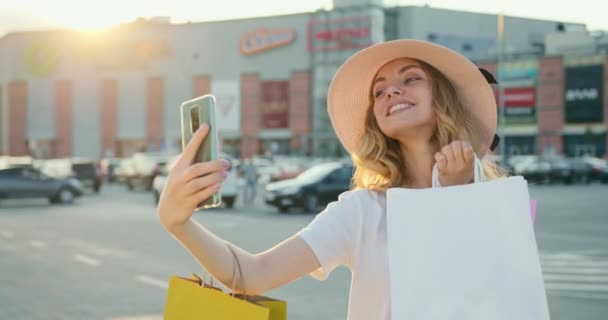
[265,161,353,213]
[0,167,84,204]
[546,157,573,184]
[566,158,593,184]
[581,156,608,183]
[71,160,103,193]
[511,156,551,184]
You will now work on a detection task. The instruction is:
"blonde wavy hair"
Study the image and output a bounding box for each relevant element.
[351,59,508,192]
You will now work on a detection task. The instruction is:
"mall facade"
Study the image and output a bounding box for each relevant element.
[1,0,605,159]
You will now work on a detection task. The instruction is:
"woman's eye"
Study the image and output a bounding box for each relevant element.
[404,77,420,84]
[375,89,385,98]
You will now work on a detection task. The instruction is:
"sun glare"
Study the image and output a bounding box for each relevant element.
[54,16,121,32]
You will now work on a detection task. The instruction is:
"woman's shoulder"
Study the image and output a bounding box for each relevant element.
[337,188,386,208]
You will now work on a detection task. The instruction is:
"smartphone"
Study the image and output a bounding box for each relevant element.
[180,94,221,209]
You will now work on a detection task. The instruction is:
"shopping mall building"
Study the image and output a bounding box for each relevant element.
[0,0,606,159]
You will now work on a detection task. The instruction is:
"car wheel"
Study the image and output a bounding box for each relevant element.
[278,206,289,213]
[154,190,160,204]
[127,179,134,191]
[57,188,75,204]
[305,194,318,213]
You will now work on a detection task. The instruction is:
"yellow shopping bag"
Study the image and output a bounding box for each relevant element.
[164,244,287,320]
[240,294,288,320]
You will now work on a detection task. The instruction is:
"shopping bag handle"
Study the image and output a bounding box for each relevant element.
[188,272,219,290]
[432,154,486,188]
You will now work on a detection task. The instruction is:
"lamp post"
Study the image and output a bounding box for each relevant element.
[497,7,507,162]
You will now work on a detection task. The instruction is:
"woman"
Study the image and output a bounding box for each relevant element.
[157,39,507,320]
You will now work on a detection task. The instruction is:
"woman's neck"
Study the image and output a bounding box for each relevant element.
[399,141,436,189]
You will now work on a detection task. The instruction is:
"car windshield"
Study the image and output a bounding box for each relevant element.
[551,159,569,168]
[296,163,341,183]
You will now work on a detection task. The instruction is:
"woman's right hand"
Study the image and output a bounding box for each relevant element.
[157,123,230,232]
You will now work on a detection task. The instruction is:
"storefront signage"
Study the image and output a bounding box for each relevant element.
[502,87,536,107]
[261,81,289,129]
[498,59,538,81]
[210,80,241,132]
[565,88,599,102]
[565,65,604,123]
[500,87,536,124]
[240,29,296,56]
[308,16,375,52]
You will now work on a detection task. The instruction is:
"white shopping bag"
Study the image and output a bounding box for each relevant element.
[386,156,550,320]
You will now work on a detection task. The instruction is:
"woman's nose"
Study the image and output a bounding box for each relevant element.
[386,85,402,97]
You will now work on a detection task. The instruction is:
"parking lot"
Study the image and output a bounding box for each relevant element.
[0,182,607,320]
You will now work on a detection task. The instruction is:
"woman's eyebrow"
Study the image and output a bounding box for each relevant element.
[398,65,421,74]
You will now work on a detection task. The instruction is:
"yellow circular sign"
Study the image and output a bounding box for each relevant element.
[25,42,59,76]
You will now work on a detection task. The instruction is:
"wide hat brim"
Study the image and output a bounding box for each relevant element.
[327,39,497,156]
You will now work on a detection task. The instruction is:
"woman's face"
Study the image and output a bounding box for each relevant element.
[371,58,436,141]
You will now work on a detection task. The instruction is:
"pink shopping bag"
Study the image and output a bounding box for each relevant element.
[530,199,537,224]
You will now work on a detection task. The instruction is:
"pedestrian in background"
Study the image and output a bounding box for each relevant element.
[241,158,258,204]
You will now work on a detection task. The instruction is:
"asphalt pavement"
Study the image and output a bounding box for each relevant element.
[0,182,606,319]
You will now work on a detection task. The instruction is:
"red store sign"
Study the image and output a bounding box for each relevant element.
[308,16,375,52]
[501,87,536,107]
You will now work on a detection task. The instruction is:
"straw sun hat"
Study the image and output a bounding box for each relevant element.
[327,39,498,156]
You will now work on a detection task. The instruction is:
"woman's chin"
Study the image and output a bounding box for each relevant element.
[382,121,434,141]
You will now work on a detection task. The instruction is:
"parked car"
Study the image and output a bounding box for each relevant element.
[219,153,240,208]
[99,157,123,183]
[581,156,608,183]
[125,152,175,191]
[567,157,593,184]
[265,161,353,213]
[71,159,103,193]
[115,158,137,185]
[0,156,34,170]
[0,167,84,204]
[152,153,239,208]
[269,161,308,182]
[36,158,103,193]
[509,156,551,184]
[252,157,280,185]
[545,157,573,184]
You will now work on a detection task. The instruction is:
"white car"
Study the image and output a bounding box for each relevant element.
[152,153,239,208]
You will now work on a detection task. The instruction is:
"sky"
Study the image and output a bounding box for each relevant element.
[0,0,607,36]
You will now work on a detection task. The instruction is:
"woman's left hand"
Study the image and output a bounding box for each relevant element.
[434,140,475,186]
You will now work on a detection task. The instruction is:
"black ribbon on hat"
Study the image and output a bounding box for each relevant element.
[478,67,500,152]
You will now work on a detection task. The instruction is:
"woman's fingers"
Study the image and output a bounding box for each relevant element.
[450,140,464,163]
[181,159,229,183]
[190,182,223,207]
[441,144,455,167]
[436,140,475,186]
[172,124,210,171]
[184,171,227,196]
[435,152,447,173]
